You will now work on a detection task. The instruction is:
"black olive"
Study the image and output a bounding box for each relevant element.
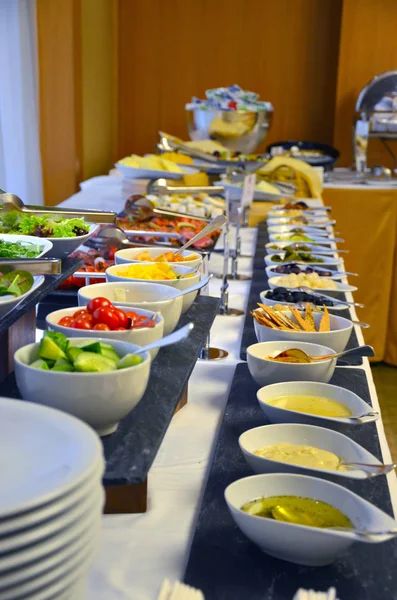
[213,151,221,158]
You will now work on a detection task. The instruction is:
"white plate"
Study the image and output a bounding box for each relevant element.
[0,510,99,589]
[0,462,103,537]
[0,276,45,318]
[115,163,191,180]
[268,233,335,244]
[268,276,357,295]
[259,289,349,312]
[0,234,53,258]
[0,397,103,519]
[0,523,100,599]
[265,253,342,267]
[0,485,101,555]
[267,216,336,227]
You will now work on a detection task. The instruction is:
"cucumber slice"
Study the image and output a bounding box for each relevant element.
[101,348,121,362]
[52,359,74,372]
[79,342,102,354]
[73,352,117,373]
[39,337,67,361]
[116,354,143,369]
[30,359,50,370]
[66,347,84,362]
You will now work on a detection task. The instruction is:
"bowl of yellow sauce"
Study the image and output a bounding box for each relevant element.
[239,423,382,478]
[225,473,397,566]
[106,263,200,313]
[247,341,337,386]
[256,381,378,430]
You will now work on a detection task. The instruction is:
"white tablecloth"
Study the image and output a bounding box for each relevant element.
[58,177,397,600]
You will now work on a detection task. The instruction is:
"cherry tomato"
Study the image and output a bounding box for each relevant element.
[73,309,90,319]
[92,307,120,330]
[93,323,111,331]
[111,308,129,329]
[87,297,112,315]
[58,316,73,327]
[71,317,92,330]
[125,311,139,321]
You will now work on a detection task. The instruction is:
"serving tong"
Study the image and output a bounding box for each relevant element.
[158,131,266,173]
[0,193,117,224]
[0,258,61,275]
[121,195,211,224]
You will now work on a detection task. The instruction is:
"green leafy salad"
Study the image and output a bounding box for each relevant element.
[0,239,43,258]
[0,270,34,297]
[0,211,89,238]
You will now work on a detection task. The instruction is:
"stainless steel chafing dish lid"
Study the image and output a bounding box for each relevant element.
[356,70,397,112]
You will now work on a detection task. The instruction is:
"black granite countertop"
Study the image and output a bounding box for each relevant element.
[184,363,397,600]
[0,295,220,486]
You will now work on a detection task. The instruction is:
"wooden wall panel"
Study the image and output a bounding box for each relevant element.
[334,0,397,167]
[117,0,342,159]
[36,0,82,206]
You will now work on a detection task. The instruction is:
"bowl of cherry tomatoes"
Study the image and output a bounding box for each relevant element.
[45,297,165,359]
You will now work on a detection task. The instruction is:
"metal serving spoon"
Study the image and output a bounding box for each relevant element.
[132,322,194,356]
[329,527,397,542]
[0,193,116,224]
[297,287,365,308]
[338,460,397,477]
[174,214,226,256]
[272,344,374,362]
[123,196,210,223]
[163,274,212,299]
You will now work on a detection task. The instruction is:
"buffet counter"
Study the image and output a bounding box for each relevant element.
[56,178,397,598]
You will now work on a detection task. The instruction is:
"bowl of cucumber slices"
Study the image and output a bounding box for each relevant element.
[14,331,151,436]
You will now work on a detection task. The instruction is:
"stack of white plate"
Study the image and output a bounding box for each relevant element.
[0,397,105,600]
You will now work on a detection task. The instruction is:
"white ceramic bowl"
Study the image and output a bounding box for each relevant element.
[78,281,183,336]
[268,225,330,236]
[114,246,202,268]
[45,306,164,359]
[239,423,382,479]
[0,233,53,258]
[267,276,357,296]
[265,253,342,267]
[265,264,343,280]
[105,263,200,313]
[14,337,151,436]
[267,216,335,226]
[0,275,45,318]
[265,242,340,255]
[268,233,333,244]
[247,340,337,386]
[256,381,378,430]
[46,224,98,259]
[225,473,396,566]
[259,289,349,312]
[253,310,353,353]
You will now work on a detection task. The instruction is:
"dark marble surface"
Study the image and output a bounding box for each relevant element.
[241,223,362,366]
[0,258,82,334]
[0,295,220,487]
[184,363,397,600]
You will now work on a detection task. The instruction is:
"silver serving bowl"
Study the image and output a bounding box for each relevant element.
[185,108,273,153]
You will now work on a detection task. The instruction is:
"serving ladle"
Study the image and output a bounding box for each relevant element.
[272,344,374,363]
[297,287,365,308]
[271,506,397,541]
[123,196,209,223]
[0,193,117,224]
[132,322,194,356]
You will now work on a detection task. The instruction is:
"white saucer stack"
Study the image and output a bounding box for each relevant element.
[0,397,105,600]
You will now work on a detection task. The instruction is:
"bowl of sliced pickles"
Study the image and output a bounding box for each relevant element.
[225,473,396,566]
[251,305,353,353]
[239,423,382,479]
[247,340,337,386]
[256,381,378,430]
